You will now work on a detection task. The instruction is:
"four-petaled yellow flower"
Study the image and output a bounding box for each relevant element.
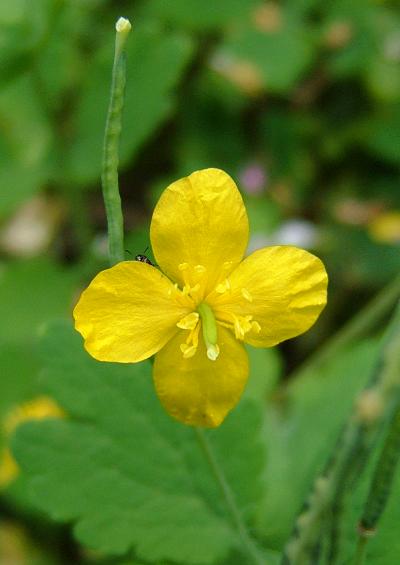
[74,169,328,427]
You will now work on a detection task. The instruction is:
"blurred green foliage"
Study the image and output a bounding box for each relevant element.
[0,0,400,563]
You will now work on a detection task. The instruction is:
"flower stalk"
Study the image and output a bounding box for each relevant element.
[102,17,131,265]
[194,428,265,565]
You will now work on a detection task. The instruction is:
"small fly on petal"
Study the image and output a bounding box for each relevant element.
[134,246,154,265]
[135,254,154,265]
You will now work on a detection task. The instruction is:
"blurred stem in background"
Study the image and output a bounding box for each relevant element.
[102,17,131,266]
[353,322,400,564]
[281,300,400,565]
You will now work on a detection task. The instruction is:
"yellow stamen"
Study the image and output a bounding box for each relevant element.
[167,282,179,297]
[180,343,197,359]
[231,314,257,340]
[178,262,204,300]
[241,288,253,302]
[179,314,200,358]
[216,278,231,294]
[177,312,199,330]
[194,264,206,273]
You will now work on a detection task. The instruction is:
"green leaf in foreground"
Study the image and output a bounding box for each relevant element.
[12,322,265,564]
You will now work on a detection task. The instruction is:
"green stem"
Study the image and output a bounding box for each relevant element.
[281,301,400,565]
[353,536,368,565]
[102,17,131,265]
[325,425,371,564]
[289,273,400,381]
[194,428,265,565]
[281,426,350,565]
[358,399,400,532]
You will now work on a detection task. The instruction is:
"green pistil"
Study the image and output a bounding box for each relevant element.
[197,302,219,361]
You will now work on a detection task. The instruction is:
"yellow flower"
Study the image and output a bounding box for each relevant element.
[74,169,328,427]
[0,397,64,489]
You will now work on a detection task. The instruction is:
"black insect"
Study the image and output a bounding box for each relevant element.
[135,253,153,265]
[133,246,154,266]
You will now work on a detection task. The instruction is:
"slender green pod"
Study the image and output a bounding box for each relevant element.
[102,17,132,265]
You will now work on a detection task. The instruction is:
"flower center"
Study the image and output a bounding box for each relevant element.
[178,262,207,302]
[176,303,219,361]
[174,261,261,359]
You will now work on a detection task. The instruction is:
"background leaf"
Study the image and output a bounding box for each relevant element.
[0,75,52,217]
[66,25,194,186]
[0,259,79,461]
[142,0,260,31]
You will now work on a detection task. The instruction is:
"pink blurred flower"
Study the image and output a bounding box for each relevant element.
[239,162,267,195]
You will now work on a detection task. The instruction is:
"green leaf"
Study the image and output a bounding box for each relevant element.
[244,195,281,235]
[326,426,400,564]
[0,0,54,84]
[326,225,400,287]
[0,258,80,465]
[215,16,314,93]
[66,25,193,186]
[363,104,400,165]
[13,322,266,564]
[174,71,248,174]
[341,464,400,564]
[325,20,376,79]
[0,75,52,217]
[363,10,400,103]
[256,339,381,548]
[142,0,259,31]
[0,259,78,509]
[0,344,41,463]
[260,110,317,199]
[245,345,282,403]
[0,258,79,345]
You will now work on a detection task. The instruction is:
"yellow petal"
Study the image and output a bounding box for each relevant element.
[210,246,328,347]
[74,261,193,363]
[150,168,249,297]
[153,326,249,427]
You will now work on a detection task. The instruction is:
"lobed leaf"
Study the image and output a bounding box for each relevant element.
[13,322,266,564]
